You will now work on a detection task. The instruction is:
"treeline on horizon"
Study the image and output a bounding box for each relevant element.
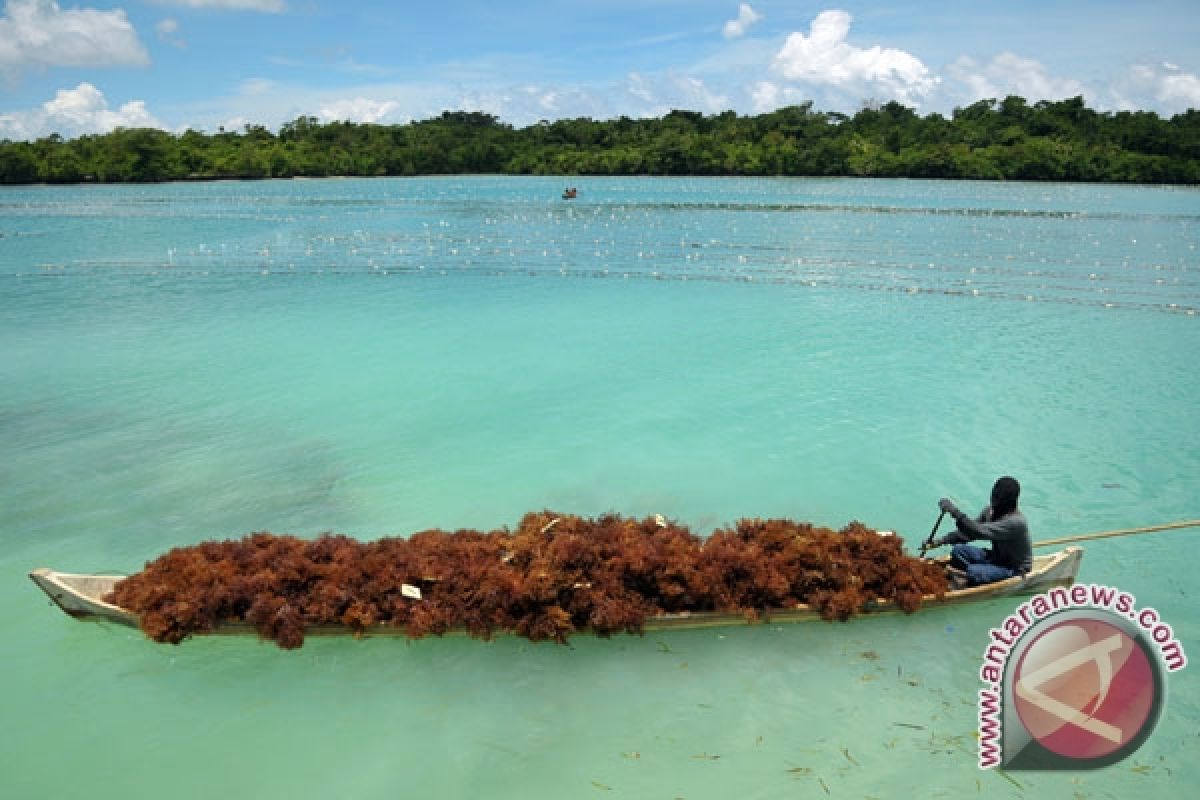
[2,95,1199,185]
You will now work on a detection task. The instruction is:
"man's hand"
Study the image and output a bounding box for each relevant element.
[938,497,959,515]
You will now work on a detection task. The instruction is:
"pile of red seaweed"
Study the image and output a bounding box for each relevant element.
[107,511,947,649]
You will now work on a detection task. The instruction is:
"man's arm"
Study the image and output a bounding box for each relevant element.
[941,500,1021,544]
[932,498,970,545]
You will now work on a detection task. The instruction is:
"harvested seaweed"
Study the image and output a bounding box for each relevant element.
[106,511,946,649]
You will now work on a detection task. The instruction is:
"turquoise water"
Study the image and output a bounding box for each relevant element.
[2,176,1197,798]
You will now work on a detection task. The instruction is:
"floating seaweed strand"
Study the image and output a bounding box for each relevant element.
[106,511,948,649]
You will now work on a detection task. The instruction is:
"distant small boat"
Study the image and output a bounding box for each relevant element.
[28,547,1082,639]
[562,187,578,200]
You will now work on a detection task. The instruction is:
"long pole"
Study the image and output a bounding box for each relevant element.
[1033,519,1200,549]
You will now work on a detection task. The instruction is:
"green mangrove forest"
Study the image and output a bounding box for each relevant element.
[2,95,1198,184]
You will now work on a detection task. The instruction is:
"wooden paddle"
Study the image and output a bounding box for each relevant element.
[918,510,947,558]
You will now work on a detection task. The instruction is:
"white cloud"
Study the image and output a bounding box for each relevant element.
[153,0,285,11]
[518,86,585,115]
[1111,62,1200,113]
[536,89,560,112]
[749,80,813,114]
[945,52,1086,105]
[155,17,185,48]
[318,97,399,124]
[166,80,447,132]
[750,80,780,112]
[672,75,729,112]
[770,10,936,106]
[0,0,149,75]
[454,85,612,124]
[238,77,276,95]
[212,115,255,133]
[627,72,655,104]
[433,74,731,125]
[0,82,162,139]
[723,3,762,40]
[937,54,1200,116]
[619,72,729,117]
[1155,67,1200,109]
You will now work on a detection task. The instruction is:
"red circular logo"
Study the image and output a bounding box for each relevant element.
[1012,618,1156,760]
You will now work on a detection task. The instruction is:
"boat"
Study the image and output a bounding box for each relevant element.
[28,547,1082,638]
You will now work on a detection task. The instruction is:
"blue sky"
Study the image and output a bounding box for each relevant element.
[1,0,1198,140]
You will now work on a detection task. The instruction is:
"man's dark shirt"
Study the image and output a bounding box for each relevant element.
[942,506,1032,573]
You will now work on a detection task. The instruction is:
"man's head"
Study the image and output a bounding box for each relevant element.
[991,476,1021,517]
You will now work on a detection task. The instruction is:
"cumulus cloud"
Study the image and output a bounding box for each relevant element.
[1137,64,1200,109]
[1158,72,1200,107]
[1112,62,1200,113]
[723,3,762,40]
[0,0,149,75]
[153,0,285,11]
[749,81,780,112]
[0,82,162,139]
[770,10,936,106]
[749,80,813,114]
[945,52,1086,105]
[936,53,1200,116]
[318,97,399,124]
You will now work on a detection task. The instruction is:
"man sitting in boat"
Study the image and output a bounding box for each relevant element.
[930,476,1032,587]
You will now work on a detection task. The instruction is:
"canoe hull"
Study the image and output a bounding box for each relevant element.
[29,547,1083,639]
[29,567,139,628]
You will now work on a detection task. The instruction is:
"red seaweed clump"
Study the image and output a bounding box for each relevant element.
[106,511,946,649]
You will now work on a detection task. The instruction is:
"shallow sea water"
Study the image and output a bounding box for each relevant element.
[1,176,1198,798]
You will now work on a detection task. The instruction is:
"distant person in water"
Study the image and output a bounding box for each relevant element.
[931,476,1032,587]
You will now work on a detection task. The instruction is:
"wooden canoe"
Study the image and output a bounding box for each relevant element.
[28,547,1083,639]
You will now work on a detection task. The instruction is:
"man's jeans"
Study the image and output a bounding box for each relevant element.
[949,544,1016,586]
